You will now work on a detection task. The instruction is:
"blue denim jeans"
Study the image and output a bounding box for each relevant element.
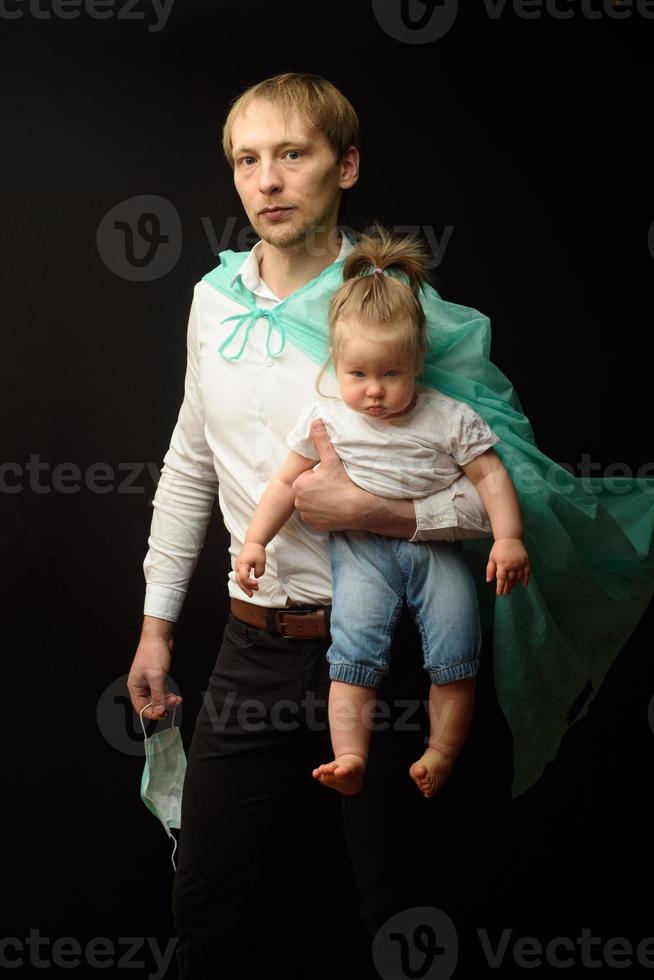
[327,530,482,687]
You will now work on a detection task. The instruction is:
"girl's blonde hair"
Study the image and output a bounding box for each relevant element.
[222,72,360,170]
[316,222,432,396]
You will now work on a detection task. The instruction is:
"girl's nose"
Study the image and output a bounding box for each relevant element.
[366,381,384,398]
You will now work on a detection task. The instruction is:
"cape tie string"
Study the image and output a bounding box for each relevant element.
[218,306,287,361]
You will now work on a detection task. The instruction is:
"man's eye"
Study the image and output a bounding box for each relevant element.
[238,157,255,167]
[285,150,302,160]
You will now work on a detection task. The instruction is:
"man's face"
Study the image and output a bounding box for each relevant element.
[231,99,354,251]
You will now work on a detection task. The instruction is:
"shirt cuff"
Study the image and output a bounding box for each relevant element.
[409,497,456,543]
[143,584,186,623]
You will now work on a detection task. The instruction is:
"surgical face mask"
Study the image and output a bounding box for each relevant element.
[139,702,187,871]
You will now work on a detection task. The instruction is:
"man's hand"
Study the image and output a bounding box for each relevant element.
[486,537,531,596]
[291,419,367,532]
[127,618,181,722]
[235,542,267,597]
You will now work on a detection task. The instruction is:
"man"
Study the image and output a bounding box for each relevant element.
[127,72,493,978]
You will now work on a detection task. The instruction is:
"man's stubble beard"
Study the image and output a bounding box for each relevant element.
[254,208,337,254]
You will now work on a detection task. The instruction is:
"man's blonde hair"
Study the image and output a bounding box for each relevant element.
[222,72,360,169]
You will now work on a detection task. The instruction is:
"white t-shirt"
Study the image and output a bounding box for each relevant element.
[286,384,500,499]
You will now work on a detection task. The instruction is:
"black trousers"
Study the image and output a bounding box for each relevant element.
[172,607,438,979]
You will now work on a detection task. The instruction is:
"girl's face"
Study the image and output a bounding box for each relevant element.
[334,331,417,422]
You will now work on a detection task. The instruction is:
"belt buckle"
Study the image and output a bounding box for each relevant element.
[275,606,317,638]
[278,610,293,638]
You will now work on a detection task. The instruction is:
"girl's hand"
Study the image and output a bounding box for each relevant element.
[235,543,267,597]
[486,538,530,596]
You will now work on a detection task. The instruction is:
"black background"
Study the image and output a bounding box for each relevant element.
[2,1,653,977]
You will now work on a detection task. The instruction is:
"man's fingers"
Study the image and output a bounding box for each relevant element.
[147,681,169,718]
[309,419,338,463]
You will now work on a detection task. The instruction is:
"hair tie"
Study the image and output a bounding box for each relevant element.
[373,267,384,275]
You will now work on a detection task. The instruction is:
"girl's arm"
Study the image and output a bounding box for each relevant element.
[461,448,523,540]
[462,448,530,596]
[236,450,318,596]
[245,450,318,547]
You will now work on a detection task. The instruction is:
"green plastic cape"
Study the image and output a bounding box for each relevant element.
[203,236,654,798]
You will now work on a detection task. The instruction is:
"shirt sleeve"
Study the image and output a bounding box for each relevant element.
[446,401,500,467]
[409,399,499,542]
[285,402,322,461]
[142,288,220,622]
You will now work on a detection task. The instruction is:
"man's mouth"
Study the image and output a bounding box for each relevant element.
[260,206,294,218]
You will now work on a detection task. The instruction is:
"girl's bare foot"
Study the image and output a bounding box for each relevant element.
[312,753,366,795]
[409,747,453,799]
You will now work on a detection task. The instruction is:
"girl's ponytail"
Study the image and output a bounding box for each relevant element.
[315,223,432,397]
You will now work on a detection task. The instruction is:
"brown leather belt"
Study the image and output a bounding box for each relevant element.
[230,596,331,639]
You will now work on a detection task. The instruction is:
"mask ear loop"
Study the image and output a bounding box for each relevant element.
[138,701,181,873]
[139,701,177,737]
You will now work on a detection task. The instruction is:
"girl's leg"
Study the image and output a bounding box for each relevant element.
[399,536,483,798]
[409,677,476,798]
[312,680,377,796]
[315,530,405,796]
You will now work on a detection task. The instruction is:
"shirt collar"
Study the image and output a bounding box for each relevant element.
[229,230,355,297]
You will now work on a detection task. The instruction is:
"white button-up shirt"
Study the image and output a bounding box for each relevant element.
[143,233,474,622]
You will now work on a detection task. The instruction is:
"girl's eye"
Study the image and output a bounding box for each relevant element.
[351,371,365,378]
[385,371,400,377]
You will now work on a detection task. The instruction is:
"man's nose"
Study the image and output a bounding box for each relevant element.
[258,160,283,195]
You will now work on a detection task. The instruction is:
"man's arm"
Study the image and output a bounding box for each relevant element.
[142,291,220,624]
[343,488,418,537]
[129,290,219,722]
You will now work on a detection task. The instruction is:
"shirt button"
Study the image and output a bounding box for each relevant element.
[282,575,289,583]
[259,416,269,425]
[424,397,431,403]
[257,471,267,481]
[265,356,273,367]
